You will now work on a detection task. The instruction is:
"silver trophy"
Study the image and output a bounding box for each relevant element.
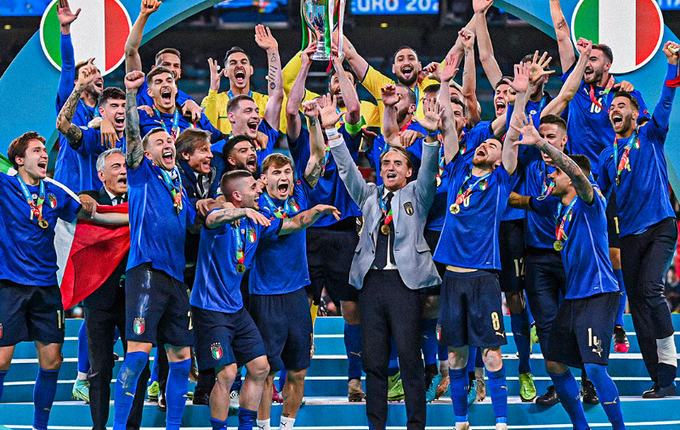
[301,0,345,61]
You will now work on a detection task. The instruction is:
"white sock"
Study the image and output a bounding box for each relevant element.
[279,416,296,430]
[657,335,678,366]
[256,419,270,430]
[77,371,88,381]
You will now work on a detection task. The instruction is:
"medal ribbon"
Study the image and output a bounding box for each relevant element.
[79,100,100,121]
[152,104,180,140]
[437,145,445,182]
[454,170,492,206]
[262,192,296,219]
[555,197,578,245]
[232,223,245,266]
[16,175,45,224]
[541,161,555,197]
[379,186,393,225]
[613,127,640,185]
[588,76,615,113]
[153,163,183,213]
[458,129,467,155]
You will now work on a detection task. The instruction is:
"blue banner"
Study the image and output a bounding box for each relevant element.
[350,0,438,15]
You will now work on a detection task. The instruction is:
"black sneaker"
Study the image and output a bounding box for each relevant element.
[536,385,560,406]
[157,392,167,412]
[613,325,630,353]
[581,379,599,404]
[642,382,677,398]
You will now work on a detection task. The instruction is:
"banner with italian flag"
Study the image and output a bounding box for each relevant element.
[0,154,11,174]
[40,0,131,76]
[571,0,664,74]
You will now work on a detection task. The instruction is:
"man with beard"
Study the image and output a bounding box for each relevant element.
[203,25,287,135]
[112,70,199,430]
[285,50,366,401]
[550,0,645,357]
[596,41,680,398]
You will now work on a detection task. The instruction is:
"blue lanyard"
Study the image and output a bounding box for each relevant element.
[541,161,555,197]
[228,90,253,99]
[262,192,298,218]
[79,100,99,121]
[152,163,183,214]
[16,174,45,221]
[152,104,181,140]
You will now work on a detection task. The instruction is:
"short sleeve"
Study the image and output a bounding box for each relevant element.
[259,217,283,239]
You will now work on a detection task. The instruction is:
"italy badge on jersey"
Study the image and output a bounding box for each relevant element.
[211,343,223,360]
[247,228,257,243]
[133,317,145,336]
[0,323,3,339]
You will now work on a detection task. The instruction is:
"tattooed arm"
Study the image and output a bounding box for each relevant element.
[205,207,271,229]
[256,25,284,131]
[512,114,594,204]
[549,0,576,72]
[56,60,99,148]
[302,100,325,188]
[279,204,340,235]
[124,71,145,169]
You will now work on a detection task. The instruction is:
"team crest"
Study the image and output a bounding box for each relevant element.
[289,198,300,213]
[0,323,3,339]
[435,324,441,341]
[133,317,145,335]
[47,193,57,209]
[211,343,223,360]
[403,201,414,216]
[247,228,257,243]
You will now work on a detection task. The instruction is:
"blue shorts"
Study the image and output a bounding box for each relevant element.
[192,306,266,371]
[125,263,193,347]
[438,270,507,348]
[0,281,65,346]
[250,287,312,372]
[499,219,525,293]
[546,292,619,368]
[305,223,360,303]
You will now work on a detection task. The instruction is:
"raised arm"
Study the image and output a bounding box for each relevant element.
[332,56,361,126]
[280,204,341,234]
[549,0,576,72]
[542,39,591,117]
[381,84,401,146]
[439,54,461,163]
[413,101,443,207]
[459,28,481,127]
[473,0,503,88]
[57,60,97,148]
[56,0,81,104]
[502,64,531,176]
[340,35,370,82]
[302,100,325,188]
[513,114,593,203]
[123,71,145,169]
[256,25,284,130]
[285,45,316,140]
[125,0,160,73]
[653,41,680,130]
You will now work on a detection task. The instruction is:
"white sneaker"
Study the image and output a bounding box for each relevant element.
[455,422,470,430]
[496,423,508,430]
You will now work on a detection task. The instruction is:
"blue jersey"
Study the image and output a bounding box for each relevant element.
[126,157,195,282]
[191,217,282,313]
[0,174,80,286]
[524,160,559,249]
[137,80,191,110]
[597,64,677,237]
[250,181,310,295]
[138,105,223,143]
[532,191,619,299]
[433,156,511,270]
[289,125,361,227]
[560,65,648,173]
[209,120,280,197]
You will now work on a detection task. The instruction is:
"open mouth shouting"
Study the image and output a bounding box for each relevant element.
[234,68,247,86]
[247,118,260,135]
[246,153,257,172]
[160,87,173,105]
[162,148,174,164]
[611,112,624,130]
[494,98,507,116]
[114,113,125,128]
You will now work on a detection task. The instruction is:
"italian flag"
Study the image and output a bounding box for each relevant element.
[572,0,663,74]
[0,154,11,174]
[41,0,131,74]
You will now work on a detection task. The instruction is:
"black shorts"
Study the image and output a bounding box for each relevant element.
[545,292,619,368]
[421,229,443,295]
[125,263,193,347]
[305,222,360,303]
[250,287,312,372]
[438,270,507,348]
[0,281,65,346]
[192,306,266,371]
[606,191,620,249]
[499,219,526,293]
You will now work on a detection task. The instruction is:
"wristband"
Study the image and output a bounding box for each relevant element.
[428,130,439,138]
[325,127,340,140]
[344,116,366,135]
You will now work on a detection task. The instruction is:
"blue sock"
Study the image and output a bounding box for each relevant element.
[148,348,160,385]
[614,269,627,327]
[421,319,438,366]
[278,369,287,392]
[466,348,477,373]
[237,407,258,430]
[388,338,399,377]
[113,351,149,430]
[549,370,589,430]
[486,367,508,421]
[231,366,243,391]
[475,347,484,368]
[210,417,229,429]
[584,363,625,430]
[166,358,191,430]
[511,309,532,374]
[449,367,469,421]
[77,322,90,374]
[344,323,363,380]
[33,368,59,430]
[438,344,448,362]
[0,369,7,400]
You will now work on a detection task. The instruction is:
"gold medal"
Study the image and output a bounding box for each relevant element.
[236,263,246,274]
[450,203,460,215]
[38,218,49,229]
[553,240,563,251]
[380,224,391,235]
[436,176,442,188]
